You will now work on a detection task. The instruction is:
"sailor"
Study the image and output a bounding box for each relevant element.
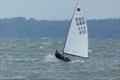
[55,50,64,59]
[55,50,71,62]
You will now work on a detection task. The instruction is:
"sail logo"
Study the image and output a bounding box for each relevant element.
[77,8,80,12]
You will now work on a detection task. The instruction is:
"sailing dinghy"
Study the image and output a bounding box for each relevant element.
[55,2,88,62]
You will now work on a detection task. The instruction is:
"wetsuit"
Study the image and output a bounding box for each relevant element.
[55,52,64,59]
[55,51,71,62]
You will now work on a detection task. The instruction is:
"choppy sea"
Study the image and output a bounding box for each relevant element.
[0,38,119,80]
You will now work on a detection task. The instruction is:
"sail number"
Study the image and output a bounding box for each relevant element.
[78,26,86,34]
[75,17,85,25]
[75,17,86,34]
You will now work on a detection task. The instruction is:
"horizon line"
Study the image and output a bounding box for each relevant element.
[0,16,120,21]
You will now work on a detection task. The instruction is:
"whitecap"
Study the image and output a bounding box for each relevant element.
[116,49,119,52]
[42,42,51,45]
[41,37,48,40]
[58,40,63,44]
[39,46,44,49]
[88,49,92,53]
[7,58,37,61]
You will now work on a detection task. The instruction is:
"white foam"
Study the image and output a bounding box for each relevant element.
[88,49,92,53]
[116,49,119,52]
[70,60,85,63]
[43,42,51,45]
[6,58,38,61]
[58,40,63,44]
[44,54,59,62]
[41,37,48,40]
[39,46,44,49]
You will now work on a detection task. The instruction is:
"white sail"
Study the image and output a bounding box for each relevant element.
[63,3,88,58]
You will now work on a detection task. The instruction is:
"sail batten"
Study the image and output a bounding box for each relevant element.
[63,3,88,58]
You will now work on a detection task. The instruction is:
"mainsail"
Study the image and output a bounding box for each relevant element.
[63,2,88,58]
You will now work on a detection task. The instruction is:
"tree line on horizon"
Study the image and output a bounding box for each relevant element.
[0,17,120,39]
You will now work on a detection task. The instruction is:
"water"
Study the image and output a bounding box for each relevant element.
[0,38,119,80]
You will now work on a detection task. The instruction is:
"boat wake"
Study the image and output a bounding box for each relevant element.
[44,54,59,62]
[70,59,85,63]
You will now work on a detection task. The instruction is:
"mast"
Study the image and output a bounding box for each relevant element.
[62,2,78,55]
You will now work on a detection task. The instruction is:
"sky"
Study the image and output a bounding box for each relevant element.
[0,0,120,20]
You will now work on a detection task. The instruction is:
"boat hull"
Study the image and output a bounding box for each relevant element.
[55,53,71,62]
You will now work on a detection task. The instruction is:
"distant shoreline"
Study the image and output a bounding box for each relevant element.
[0,17,120,39]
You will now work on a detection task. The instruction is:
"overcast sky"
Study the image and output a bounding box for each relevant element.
[0,0,120,20]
